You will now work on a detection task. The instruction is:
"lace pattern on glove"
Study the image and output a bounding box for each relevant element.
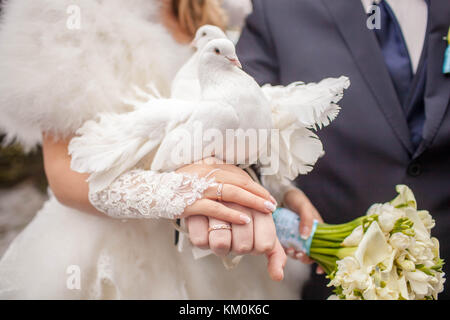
[89,169,218,219]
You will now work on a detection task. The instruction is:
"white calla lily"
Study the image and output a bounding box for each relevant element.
[355,221,392,269]
[390,185,417,209]
[342,225,363,247]
[404,207,429,240]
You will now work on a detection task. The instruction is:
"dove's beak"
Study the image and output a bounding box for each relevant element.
[226,56,242,69]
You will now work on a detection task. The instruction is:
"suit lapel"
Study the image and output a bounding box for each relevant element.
[322,0,414,154]
[414,0,450,157]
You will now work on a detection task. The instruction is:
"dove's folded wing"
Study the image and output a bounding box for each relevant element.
[263,76,350,130]
[151,100,240,172]
[68,99,200,192]
[69,98,239,192]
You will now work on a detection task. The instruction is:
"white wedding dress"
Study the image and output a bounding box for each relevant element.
[0,0,307,299]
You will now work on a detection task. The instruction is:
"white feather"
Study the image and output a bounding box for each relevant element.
[69,98,238,192]
[258,76,350,189]
[263,76,350,129]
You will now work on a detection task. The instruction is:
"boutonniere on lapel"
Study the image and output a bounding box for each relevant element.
[443,26,450,74]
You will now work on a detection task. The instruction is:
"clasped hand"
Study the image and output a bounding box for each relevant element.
[176,160,286,281]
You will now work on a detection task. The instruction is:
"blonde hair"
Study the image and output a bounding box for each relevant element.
[172,0,227,38]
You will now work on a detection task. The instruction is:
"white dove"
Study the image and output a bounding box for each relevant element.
[69,38,350,194]
[170,25,228,101]
[69,39,272,192]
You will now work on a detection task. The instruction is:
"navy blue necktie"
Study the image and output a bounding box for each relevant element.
[373,0,414,106]
[373,0,427,149]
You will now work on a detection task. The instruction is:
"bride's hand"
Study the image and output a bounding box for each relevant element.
[176,161,277,224]
[187,204,286,282]
[180,161,286,281]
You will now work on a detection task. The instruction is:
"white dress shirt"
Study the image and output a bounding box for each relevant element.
[362,0,428,73]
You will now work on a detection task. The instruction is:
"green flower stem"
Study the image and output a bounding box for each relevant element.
[313,233,353,242]
[309,253,338,274]
[309,247,339,256]
[304,216,369,275]
[335,247,358,259]
[317,217,365,230]
[310,239,343,248]
[309,247,357,260]
[314,224,359,234]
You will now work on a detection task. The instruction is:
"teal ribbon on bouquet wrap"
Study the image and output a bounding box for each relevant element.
[444,45,450,74]
[444,27,450,74]
[272,207,318,256]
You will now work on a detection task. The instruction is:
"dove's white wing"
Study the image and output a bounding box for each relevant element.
[69,99,194,173]
[259,76,349,186]
[69,99,197,192]
[151,100,240,171]
[69,98,238,192]
[263,76,350,130]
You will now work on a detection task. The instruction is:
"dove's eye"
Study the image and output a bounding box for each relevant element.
[202,32,207,37]
[214,48,220,54]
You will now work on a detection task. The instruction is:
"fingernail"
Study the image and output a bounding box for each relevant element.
[264,201,276,212]
[269,195,277,205]
[295,252,304,260]
[286,248,294,256]
[240,214,251,224]
[316,268,324,275]
[300,226,310,240]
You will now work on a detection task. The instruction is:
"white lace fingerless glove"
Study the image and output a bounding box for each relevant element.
[89,169,218,219]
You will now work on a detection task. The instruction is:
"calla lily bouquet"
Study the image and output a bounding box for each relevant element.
[274,185,445,300]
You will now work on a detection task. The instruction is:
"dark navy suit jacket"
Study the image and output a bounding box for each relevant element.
[237,0,450,299]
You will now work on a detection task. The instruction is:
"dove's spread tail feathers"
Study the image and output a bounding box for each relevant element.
[69,99,195,192]
[260,76,350,189]
[263,76,350,130]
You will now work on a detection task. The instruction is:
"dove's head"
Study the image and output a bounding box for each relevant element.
[192,25,227,50]
[199,38,242,70]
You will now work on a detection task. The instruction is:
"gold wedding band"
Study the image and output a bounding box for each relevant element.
[217,183,224,202]
[208,224,232,233]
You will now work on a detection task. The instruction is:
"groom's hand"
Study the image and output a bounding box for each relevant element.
[283,188,324,275]
[186,204,286,282]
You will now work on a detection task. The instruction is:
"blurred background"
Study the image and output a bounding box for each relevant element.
[0,0,253,256]
[0,0,47,256]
